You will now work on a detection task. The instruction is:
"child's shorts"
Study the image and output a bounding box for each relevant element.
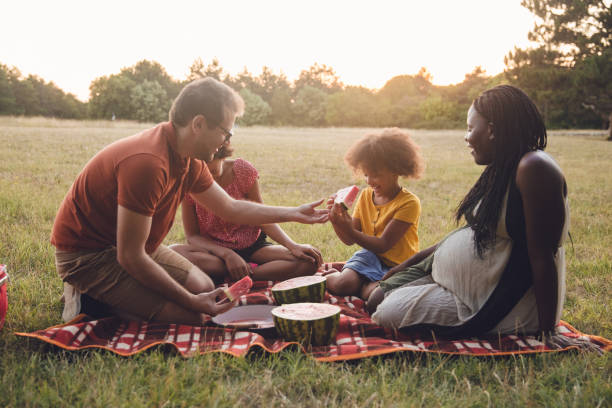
[233,232,274,260]
[343,249,391,282]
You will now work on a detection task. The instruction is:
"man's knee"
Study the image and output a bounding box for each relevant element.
[184,266,215,293]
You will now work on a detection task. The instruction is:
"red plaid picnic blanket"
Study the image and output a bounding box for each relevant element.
[16,276,611,361]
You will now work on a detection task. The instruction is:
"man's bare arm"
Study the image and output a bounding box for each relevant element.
[191,182,328,225]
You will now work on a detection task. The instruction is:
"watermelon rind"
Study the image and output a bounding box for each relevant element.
[271,303,341,346]
[271,275,326,305]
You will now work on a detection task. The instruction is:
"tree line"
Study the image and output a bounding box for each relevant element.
[0,64,87,119]
[0,0,609,137]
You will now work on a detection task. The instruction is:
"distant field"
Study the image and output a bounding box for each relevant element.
[0,117,610,407]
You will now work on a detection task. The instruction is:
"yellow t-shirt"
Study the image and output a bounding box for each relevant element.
[352,187,420,266]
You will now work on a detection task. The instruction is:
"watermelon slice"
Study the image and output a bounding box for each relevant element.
[334,185,360,209]
[223,275,253,301]
[271,275,326,305]
[272,303,341,346]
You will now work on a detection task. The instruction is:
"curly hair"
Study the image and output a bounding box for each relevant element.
[344,128,424,179]
[455,85,547,256]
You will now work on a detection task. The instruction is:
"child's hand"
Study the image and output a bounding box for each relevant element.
[289,243,323,267]
[325,194,337,210]
[329,202,352,230]
[223,252,252,281]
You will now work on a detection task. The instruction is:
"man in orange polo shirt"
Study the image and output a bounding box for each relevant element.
[51,78,328,324]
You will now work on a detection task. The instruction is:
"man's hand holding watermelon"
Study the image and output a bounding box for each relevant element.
[189,288,238,316]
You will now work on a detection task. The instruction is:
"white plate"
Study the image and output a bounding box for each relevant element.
[212,305,276,329]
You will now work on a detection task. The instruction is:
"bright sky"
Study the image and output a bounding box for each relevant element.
[1,0,536,101]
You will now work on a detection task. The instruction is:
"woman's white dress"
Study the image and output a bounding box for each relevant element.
[372,188,568,335]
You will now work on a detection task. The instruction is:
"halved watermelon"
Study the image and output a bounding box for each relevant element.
[334,185,360,209]
[272,303,341,346]
[224,275,253,301]
[271,275,326,305]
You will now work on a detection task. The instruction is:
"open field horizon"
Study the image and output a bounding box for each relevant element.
[0,117,610,407]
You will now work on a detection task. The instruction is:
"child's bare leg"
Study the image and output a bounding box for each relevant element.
[169,244,228,280]
[366,285,385,314]
[325,268,364,297]
[249,245,318,281]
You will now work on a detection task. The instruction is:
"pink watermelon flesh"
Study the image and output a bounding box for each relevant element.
[334,185,359,209]
[224,275,253,301]
[272,303,340,320]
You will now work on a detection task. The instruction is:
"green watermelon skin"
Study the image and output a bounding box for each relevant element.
[272,303,340,346]
[271,276,326,305]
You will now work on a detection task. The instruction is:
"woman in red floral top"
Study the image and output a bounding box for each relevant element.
[172,143,323,282]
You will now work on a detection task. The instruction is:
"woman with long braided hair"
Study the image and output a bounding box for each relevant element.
[367,85,570,341]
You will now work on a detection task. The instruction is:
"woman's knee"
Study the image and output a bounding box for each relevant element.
[370,294,407,329]
[370,302,397,328]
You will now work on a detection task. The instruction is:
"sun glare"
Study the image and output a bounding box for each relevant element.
[1,0,535,100]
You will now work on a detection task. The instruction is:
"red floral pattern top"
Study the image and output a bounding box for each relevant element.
[185,158,260,249]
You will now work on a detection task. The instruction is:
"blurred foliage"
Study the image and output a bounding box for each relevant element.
[505,0,611,137]
[238,88,271,126]
[0,63,86,119]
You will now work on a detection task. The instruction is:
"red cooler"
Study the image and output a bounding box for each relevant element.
[0,265,7,330]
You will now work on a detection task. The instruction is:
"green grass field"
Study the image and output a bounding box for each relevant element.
[0,117,610,407]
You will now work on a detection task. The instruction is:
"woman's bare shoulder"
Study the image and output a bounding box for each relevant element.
[516,151,565,194]
[517,151,563,178]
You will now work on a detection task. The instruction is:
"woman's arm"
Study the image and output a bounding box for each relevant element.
[516,151,567,333]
